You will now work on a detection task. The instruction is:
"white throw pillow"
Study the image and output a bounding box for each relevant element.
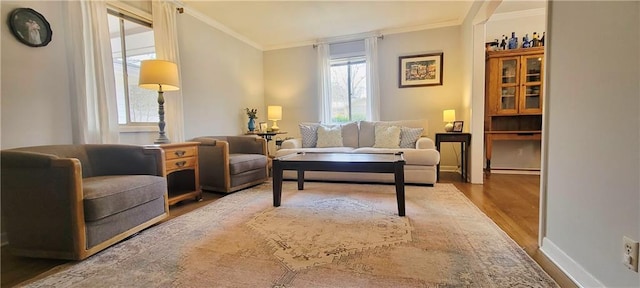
[316,125,343,148]
[373,125,401,148]
[400,127,424,148]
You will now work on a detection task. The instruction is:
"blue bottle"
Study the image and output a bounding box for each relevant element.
[508,32,518,49]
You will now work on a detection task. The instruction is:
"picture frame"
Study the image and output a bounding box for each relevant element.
[452,121,464,132]
[398,52,443,88]
[8,8,52,47]
[259,122,268,132]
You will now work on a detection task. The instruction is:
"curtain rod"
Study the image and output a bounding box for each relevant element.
[313,34,384,48]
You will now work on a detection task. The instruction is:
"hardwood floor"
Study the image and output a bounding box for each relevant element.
[440,172,577,288]
[2,175,576,287]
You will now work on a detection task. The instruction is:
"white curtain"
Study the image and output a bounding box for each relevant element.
[317,43,332,123]
[152,0,185,142]
[65,0,119,144]
[365,36,380,121]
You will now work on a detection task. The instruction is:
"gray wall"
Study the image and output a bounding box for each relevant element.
[542,1,640,287]
[1,1,74,149]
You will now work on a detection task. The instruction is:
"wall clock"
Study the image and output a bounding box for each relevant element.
[8,8,52,47]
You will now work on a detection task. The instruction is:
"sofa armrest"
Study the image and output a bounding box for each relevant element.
[1,151,85,258]
[85,145,164,177]
[416,137,436,149]
[281,138,302,149]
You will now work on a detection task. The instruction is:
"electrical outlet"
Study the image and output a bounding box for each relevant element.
[623,236,639,272]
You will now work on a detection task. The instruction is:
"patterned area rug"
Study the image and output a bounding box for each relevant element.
[22,182,558,287]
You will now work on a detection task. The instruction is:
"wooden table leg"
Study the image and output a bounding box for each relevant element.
[273,160,282,207]
[297,169,304,190]
[394,163,406,217]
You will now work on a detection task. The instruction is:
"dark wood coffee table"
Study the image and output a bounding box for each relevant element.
[272,152,406,216]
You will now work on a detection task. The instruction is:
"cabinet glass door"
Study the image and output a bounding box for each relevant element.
[520,55,543,113]
[497,58,519,114]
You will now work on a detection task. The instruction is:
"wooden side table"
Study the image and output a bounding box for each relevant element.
[159,142,202,205]
[435,133,471,182]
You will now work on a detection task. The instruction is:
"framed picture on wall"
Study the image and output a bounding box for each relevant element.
[452,121,464,132]
[398,52,443,88]
[8,8,52,47]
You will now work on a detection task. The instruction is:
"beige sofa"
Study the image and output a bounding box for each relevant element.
[274,120,440,185]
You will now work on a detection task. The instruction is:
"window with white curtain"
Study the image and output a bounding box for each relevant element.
[107,10,157,125]
[327,40,368,123]
[329,56,367,122]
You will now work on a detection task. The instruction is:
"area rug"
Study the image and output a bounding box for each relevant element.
[22,182,558,287]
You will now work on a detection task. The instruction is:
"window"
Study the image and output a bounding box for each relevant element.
[329,56,367,123]
[107,10,157,125]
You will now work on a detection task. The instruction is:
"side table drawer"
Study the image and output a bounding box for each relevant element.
[164,146,197,160]
[166,156,196,173]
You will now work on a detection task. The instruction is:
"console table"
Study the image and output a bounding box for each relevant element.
[435,133,471,182]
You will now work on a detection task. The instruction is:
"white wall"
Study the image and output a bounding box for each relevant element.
[1,1,73,149]
[264,26,465,168]
[541,1,640,287]
[486,9,546,171]
[178,12,264,139]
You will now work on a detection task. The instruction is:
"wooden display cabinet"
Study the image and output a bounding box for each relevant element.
[485,47,544,172]
[159,142,202,205]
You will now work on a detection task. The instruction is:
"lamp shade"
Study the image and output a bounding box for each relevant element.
[138,60,180,91]
[443,109,456,122]
[267,105,282,121]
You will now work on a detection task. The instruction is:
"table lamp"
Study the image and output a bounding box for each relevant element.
[268,105,282,132]
[443,109,456,132]
[139,60,180,144]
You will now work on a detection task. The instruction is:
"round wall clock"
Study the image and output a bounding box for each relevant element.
[8,8,52,47]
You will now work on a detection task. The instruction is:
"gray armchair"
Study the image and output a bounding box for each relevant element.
[1,144,169,260]
[191,136,268,193]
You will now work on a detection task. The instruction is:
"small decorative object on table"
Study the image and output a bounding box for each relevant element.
[453,121,464,132]
[245,108,257,132]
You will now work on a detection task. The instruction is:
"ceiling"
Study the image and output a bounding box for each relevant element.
[183,1,546,51]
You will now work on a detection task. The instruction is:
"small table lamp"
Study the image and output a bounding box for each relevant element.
[268,105,282,132]
[139,60,180,144]
[443,109,456,132]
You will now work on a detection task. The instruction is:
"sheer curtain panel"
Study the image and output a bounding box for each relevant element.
[65,0,120,144]
[365,36,380,121]
[317,43,332,123]
[152,0,185,143]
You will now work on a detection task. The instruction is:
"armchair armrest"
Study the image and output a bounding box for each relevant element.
[1,150,85,258]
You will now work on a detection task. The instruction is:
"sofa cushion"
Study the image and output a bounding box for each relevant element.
[83,175,167,222]
[316,125,343,147]
[299,123,320,148]
[229,153,267,175]
[352,147,440,166]
[400,127,424,148]
[359,120,428,148]
[340,122,359,148]
[373,125,401,148]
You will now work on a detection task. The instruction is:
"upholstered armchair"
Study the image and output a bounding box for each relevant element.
[1,144,169,260]
[191,136,269,193]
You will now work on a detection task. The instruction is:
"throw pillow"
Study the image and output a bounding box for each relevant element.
[373,125,401,148]
[299,123,319,148]
[400,127,424,148]
[316,125,344,148]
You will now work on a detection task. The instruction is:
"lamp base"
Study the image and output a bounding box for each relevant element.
[444,123,454,132]
[270,120,280,132]
[154,136,170,144]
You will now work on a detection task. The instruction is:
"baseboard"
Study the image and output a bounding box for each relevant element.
[1,232,8,246]
[490,169,540,175]
[541,237,604,287]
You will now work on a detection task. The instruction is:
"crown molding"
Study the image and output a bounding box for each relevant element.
[182,4,263,51]
[489,8,546,22]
